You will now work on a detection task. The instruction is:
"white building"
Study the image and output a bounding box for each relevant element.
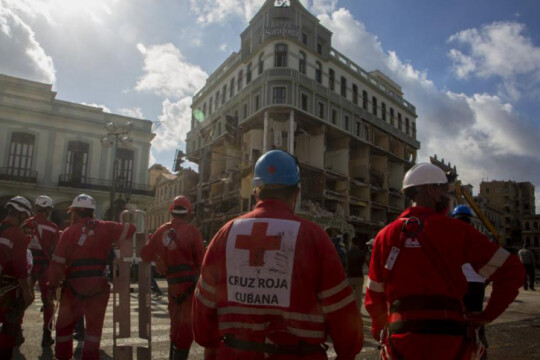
[185,0,420,239]
[0,74,155,227]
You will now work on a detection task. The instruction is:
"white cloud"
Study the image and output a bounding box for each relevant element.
[151,97,193,152]
[188,0,337,25]
[0,5,55,83]
[318,7,540,208]
[310,0,337,14]
[448,49,476,79]
[189,0,265,25]
[148,150,156,167]
[135,42,208,99]
[81,103,111,113]
[448,22,540,80]
[118,107,144,119]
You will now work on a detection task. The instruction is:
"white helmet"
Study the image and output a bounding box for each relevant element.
[69,194,96,210]
[402,163,448,191]
[5,196,32,217]
[35,195,54,209]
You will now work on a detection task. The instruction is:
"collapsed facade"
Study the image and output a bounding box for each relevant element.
[185,0,420,240]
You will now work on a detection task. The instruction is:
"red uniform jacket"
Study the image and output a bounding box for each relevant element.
[48,218,135,296]
[23,215,59,279]
[365,206,525,343]
[193,199,364,360]
[141,218,205,297]
[0,219,30,279]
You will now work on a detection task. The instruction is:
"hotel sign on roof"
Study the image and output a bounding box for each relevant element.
[266,20,299,38]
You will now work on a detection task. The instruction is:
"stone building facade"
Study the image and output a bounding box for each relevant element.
[480,180,536,246]
[185,0,419,240]
[0,74,155,227]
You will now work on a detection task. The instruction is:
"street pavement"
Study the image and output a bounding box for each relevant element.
[14,280,540,359]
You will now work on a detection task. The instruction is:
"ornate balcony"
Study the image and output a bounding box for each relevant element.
[58,174,155,197]
[0,167,38,183]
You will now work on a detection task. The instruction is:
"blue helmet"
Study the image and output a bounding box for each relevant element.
[253,150,300,187]
[452,204,473,217]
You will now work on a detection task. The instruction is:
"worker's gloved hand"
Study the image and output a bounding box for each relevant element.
[465,312,489,327]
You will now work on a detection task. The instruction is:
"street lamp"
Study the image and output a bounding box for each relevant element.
[101,121,133,220]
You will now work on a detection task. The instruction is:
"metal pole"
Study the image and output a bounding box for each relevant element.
[110,135,118,221]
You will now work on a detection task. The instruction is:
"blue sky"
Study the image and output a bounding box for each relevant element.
[1,0,540,211]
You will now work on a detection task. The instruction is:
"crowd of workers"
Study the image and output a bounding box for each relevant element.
[0,149,532,360]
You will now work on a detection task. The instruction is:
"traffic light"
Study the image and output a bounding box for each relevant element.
[173,149,184,172]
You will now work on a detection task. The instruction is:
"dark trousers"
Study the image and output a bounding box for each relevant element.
[523,263,536,290]
[463,282,485,312]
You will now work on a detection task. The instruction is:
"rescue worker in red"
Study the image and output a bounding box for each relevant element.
[48,194,136,360]
[23,195,59,347]
[365,163,525,360]
[193,150,364,360]
[0,196,34,359]
[141,195,205,360]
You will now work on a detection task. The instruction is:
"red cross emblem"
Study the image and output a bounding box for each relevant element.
[235,222,282,267]
[267,165,276,174]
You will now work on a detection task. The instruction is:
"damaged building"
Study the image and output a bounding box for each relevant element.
[185,0,420,240]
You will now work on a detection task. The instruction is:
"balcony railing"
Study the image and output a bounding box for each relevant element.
[58,174,155,197]
[0,167,38,183]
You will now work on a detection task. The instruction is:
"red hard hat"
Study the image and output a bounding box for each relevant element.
[170,196,193,215]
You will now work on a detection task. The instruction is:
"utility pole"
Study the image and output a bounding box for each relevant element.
[102,121,133,220]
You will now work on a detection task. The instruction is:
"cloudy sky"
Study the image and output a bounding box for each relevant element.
[1,0,540,211]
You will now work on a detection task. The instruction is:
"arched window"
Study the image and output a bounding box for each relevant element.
[65,141,89,183]
[405,118,410,135]
[238,70,243,91]
[315,61,322,83]
[329,68,335,91]
[246,63,252,83]
[258,52,264,74]
[362,90,368,110]
[7,132,35,178]
[299,51,306,74]
[274,43,288,67]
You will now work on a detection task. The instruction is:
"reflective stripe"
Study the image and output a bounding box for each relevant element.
[0,237,13,249]
[479,248,510,279]
[318,279,349,300]
[217,306,325,323]
[29,241,43,250]
[287,326,325,339]
[200,278,216,295]
[321,293,355,314]
[195,287,216,309]
[219,322,325,339]
[52,254,67,264]
[219,321,269,331]
[367,278,385,293]
[85,334,100,343]
[38,224,57,234]
[118,223,130,243]
[56,334,73,343]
